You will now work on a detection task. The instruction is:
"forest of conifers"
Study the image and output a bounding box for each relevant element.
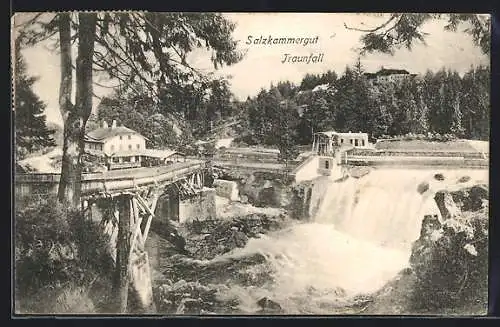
[91,62,491,162]
[243,64,490,149]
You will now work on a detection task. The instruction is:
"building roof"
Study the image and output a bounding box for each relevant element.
[85,126,145,142]
[312,84,330,92]
[315,131,338,138]
[111,149,184,159]
[377,68,410,76]
[364,68,412,79]
[314,131,368,137]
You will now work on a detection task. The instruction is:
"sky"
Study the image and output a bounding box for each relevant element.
[16,13,489,126]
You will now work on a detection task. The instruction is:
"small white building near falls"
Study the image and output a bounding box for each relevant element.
[294,130,371,183]
[312,130,370,155]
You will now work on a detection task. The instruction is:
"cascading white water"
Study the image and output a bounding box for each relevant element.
[314,169,438,250]
[196,168,488,314]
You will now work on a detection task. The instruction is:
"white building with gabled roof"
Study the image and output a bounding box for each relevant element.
[84,120,147,156]
[84,120,184,170]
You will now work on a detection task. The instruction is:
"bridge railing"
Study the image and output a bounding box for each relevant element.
[15,161,208,197]
[15,173,61,183]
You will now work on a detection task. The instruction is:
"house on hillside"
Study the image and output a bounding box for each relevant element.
[84,120,184,170]
[364,67,417,83]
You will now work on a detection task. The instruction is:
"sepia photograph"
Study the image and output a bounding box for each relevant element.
[12,12,490,315]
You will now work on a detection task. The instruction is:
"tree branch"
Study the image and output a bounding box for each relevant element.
[344,14,399,33]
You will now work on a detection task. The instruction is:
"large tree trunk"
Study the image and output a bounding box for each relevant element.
[57,13,97,207]
[112,195,132,313]
[57,13,76,203]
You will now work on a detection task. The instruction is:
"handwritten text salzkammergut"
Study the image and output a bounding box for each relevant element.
[246,35,324,64]
[246,35,319,46]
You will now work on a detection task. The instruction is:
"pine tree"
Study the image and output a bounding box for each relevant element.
[14,38,55,160]
[450,95,465,137]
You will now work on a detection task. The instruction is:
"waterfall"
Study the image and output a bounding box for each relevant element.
[313,168,488,250]
[160,167,488,314]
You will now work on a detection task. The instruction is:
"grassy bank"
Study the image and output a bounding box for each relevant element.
[14,196,115,314]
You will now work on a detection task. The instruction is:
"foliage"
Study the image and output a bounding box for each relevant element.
[15,196,113,313]
[348,14,490,55]
[14,38,55,161]
[299,70,338,90]
[242,63,489,149]
[16,12,243,204]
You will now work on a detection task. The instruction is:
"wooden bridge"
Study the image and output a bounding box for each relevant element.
[15,159,210,313]
[15,160,207,199]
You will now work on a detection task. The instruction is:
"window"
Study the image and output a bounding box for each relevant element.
[354,139,359,146]
[340,139,344,144]
[128,135,131,140]
[136,144,140,149]
[361,140,365,146]
[350,139,354,144]
[128,144,132,150]
[119,135,122,140]
[325,160,329,169]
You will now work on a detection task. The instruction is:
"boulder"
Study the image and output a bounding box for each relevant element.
[467,185,488,211]
[458,176,471,183]
[256,187,278,207]
[257,297,283,313]
[419,214,442,238]
[408,184,489,310]
[417,182,430,194]
[450,184,488,212]
[213,179,240,201]
[434,191,461,220]
[442,219,474,241]
[434,173,445,181]
[177,298,203,314]
[232,231,249,248]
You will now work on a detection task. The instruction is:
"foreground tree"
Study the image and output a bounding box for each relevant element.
[347,13,490,55]
[14,38,55,161]
[347,13,490,140]
[17,12,242,206]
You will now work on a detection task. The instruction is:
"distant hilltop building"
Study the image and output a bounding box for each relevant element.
[364,67,417,83]
[84,120,184,170]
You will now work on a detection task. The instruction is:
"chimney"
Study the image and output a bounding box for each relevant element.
[112,120,117,128]
[102,121,108,129]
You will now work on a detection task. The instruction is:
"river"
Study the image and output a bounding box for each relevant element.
[145,167,488,315]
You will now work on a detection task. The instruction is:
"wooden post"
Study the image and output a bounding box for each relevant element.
[112,194,132,313]
[131,198,144,250]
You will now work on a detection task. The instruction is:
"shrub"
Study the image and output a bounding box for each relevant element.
[15,196,113,313]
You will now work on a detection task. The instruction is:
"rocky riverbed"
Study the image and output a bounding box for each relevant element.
[147,208,293,315]
[147,169,488,315]
[363,179,488,314]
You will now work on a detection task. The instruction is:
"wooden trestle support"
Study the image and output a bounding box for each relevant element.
[80,170,204,313]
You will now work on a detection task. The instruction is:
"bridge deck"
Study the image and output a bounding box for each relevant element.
[16,160,207,196]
